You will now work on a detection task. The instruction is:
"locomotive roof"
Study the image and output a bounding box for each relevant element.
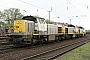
[78,26,84,29]
[22,15,45,22]
[67,24,75,27]
[22,15,37,22]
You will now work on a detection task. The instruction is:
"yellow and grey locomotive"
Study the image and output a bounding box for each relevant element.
[7,15,86,45]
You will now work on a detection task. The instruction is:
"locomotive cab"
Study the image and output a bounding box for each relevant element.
[23,16,47,35]
[34,18,47,34]
[78,26,86,37]
[7,16,48,45]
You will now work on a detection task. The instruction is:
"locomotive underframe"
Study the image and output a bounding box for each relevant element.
[6,33,85,46]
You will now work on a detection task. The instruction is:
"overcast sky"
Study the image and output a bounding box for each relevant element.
[0,0,90,30]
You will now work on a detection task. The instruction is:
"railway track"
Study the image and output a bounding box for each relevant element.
[0,44,15,54]
[0,38,14,54]
[0,38,9,46]
[0,37,7,40]
[0,37,78,54]
[0,37,84,54]
[21,39,90,60]
[0,34,89,60]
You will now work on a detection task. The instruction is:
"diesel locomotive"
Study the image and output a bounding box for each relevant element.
[6,15,86,45]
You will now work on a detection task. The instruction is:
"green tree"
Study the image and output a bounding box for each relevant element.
[0,8,23,27]
[3,8,23,25]
[0,11,4,19]
[45,19,54,24]
[0,21,6,28]
[0,11,6,27]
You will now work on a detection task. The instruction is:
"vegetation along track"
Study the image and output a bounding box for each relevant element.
[0,34,90,60]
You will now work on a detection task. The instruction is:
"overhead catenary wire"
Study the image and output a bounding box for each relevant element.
[17,0,48,11]
[17,0,62,16]
[17,0,88,21]
[66,0,87,16]
[0,0,88,18]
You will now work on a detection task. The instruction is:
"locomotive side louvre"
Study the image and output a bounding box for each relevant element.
[47,24,58,34]
[47,24,58,41]
[26,20,34,35]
